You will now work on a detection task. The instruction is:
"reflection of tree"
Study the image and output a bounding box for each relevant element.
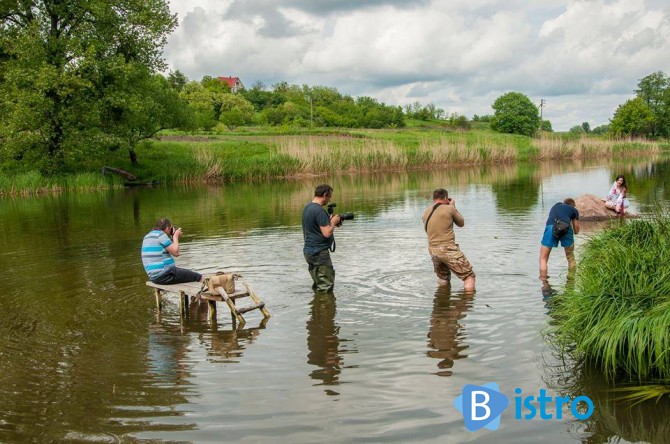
[306,293,347,391]
[491,164,540,215]
[426,286,473,376]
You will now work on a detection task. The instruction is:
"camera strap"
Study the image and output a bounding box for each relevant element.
[424,203,442,232]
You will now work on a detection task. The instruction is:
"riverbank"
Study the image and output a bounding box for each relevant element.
[549,212,670,389]
[1,127,667,195]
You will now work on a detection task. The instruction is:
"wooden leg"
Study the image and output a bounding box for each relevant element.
[179,291,185,316]
[208,300,216,323]
[245,283,271,319]
[154,289,162,311]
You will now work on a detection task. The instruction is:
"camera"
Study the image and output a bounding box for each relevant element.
[327,203,355,222]
[170,226,181,235]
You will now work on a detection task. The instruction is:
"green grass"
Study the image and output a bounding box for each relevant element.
[0,172,124,195]
[1,126,667,194]
[550,212,670,383]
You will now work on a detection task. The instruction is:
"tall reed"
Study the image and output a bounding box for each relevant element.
[550,213,670,382]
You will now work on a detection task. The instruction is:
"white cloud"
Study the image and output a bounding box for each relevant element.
[163,0,670,130]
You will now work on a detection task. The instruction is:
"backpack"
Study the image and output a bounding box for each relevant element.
[552,217,571,239]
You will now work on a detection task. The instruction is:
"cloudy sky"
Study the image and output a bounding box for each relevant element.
[164,0,670,131]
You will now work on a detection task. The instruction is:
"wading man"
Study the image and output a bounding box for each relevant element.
[302,184,341,292]
[422,188,476,292]
[539,198,580,277]
[141,218,203,284]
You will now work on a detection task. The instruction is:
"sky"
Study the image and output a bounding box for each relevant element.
[164,0,670,131]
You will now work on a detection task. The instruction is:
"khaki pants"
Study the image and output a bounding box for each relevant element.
[304,249,335,292]
[429,245,475,282]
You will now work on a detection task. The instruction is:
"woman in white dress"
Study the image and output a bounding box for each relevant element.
[604,174,629,215]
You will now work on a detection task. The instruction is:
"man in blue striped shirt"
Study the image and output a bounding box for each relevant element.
[141,218,202,284]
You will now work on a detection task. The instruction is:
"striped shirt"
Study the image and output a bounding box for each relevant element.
[141,230,175,278]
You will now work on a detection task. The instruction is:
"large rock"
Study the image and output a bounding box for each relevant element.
[574,193,637,221]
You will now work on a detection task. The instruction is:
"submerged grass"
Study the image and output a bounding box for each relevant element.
[550,212,670,383]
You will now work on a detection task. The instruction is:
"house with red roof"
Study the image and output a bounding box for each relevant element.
[217,76,245,93]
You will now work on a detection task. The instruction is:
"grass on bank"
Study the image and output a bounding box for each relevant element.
[550,213,670,383]
[1,126,668,194]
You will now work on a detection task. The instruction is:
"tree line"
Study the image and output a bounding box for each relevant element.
[0,1,666,177]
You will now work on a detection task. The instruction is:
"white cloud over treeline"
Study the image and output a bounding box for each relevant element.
[165,0,670,130]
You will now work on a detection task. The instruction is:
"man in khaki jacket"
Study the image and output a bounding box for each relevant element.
[422,188,475,292]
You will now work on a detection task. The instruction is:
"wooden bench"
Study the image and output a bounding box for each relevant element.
[146,278,270,327]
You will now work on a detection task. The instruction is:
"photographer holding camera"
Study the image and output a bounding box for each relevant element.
[422,188,475,292]
[141,218,203,284]
[302,184,345,292]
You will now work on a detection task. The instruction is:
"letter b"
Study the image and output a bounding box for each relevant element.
[471,390,491,420]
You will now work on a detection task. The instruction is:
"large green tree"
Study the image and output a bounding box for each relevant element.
[610,97,655,137]
[490,92,540,136]
[0,0,177,174]
[635,71,670,137]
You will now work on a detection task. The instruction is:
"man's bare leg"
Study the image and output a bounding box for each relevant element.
[539,246,552,276]
[463,275,475,293]
[565,245,576,271]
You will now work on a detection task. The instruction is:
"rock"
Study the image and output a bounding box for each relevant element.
[574,193,638,221]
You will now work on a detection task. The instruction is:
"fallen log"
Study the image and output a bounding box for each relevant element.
[100,166,137,181]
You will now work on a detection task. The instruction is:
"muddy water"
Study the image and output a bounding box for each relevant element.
[1,157,669,443]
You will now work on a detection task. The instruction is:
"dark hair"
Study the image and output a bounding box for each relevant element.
[563,198,576,207]
[314,184,333,197]
[154,218,172,231]
[616,174,627,190]
[433,188,449,200]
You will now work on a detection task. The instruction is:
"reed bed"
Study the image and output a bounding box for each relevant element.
[275,136,408,173]
[418,136,518,164]
[550,213,670,382]
[534,134,661,159]
[0,172,122,196]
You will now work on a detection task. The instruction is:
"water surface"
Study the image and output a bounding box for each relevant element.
[1,157,669,443]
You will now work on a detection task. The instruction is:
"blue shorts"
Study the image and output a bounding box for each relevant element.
[541,224,574,248]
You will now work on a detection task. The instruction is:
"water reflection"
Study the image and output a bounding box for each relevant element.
[306,292,354,394]
[426,286,473,376]
[543,359,670,443]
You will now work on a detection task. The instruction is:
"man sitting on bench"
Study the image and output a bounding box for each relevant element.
[141,218,203,284]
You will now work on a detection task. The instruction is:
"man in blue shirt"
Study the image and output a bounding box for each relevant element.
[141,218,202,284]
[539,198,580,277]
[302,184,342,292]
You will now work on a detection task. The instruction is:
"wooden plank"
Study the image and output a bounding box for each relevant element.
[237,302,265,315]
[196,291,250,302]
[146,281,202,296]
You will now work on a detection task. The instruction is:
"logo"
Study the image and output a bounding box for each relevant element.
[453,383,509,432]
[454,383,594,432]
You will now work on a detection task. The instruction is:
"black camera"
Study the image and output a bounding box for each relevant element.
[170,226,181,235]
[327,203,355,222]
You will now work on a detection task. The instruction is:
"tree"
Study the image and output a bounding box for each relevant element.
[609,97,655,137]
[218,94,255,130]
[635,71,669,137]
[581,122,591,133]
[540,120,553,132]
[490,92,540,136]
[0,0,177,175]
[167,70,189,92]
[591,124,609,135]
[569,125,586,134]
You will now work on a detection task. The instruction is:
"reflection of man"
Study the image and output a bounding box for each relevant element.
[141,218,202,284]
[306,292,342,388]
[302,184,341,292]
[427,286,472,376]
[539,198,580,276]
[422,188,475,292]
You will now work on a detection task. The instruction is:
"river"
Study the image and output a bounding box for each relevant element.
[1,157,669,443]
